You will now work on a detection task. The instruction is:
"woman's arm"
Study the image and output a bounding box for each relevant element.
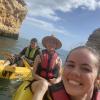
[32,55,46,81]
[49,57,62,84]
[32,79,49,100]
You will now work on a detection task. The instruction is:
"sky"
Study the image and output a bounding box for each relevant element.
[19,0,100,50]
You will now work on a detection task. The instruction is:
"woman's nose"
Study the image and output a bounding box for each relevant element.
[71,67,81,78]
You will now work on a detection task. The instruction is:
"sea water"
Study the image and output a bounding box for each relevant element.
[0,37,67,100]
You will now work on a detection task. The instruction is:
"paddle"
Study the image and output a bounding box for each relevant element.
[21,56,31,69]
[20,57,33,81]
[0,50,32,67]
[0,50,14,65]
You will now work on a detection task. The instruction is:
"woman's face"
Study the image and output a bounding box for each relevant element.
[62,48,98,97]
[30,41,37,48]
[46,44,55,54]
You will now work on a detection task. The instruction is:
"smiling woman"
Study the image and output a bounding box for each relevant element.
[31,45,100,100]
[62,46,100,100]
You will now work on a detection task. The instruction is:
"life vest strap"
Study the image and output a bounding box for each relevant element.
[48,81,69,100]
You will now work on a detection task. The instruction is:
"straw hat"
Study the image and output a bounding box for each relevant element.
[42,35,62,49]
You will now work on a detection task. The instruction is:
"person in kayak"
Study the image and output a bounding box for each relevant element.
[32,45,100,100]
[3,38,40,67]
[31,35,62,86]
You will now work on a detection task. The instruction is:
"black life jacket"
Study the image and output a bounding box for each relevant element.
[36,49,59,80]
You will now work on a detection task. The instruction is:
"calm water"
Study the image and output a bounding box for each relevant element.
[0,37,29,100]
[0,37,67,100]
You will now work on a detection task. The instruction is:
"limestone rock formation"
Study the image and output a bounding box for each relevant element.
[87,28,100,84]
[86,28,100,53]
[0,0,27,39]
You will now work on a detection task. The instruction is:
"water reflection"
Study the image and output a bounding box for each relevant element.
[0,37,17,48]
[0,37,29,100]
[0,79,11,100]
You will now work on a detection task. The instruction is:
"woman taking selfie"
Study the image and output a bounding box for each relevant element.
[32,45,100,100]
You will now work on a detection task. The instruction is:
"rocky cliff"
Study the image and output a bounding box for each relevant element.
[0,0,27,39]
[87,28,100,82]
[86,28,100,53]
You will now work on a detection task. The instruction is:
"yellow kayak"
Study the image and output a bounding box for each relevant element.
[12,78,33,100]
[0,60,32,80]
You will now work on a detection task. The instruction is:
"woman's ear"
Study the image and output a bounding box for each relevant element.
[95,76,100,89]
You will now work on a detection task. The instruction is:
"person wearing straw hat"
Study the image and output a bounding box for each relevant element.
[31,35,62,86]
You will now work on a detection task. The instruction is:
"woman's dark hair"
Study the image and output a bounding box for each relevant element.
[66,45,100,75]
[31,38,37,43]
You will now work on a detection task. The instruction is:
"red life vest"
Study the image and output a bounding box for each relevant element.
[36,49,59,80]
[48,81,100,100]
[93,89,100,100]
[49,81,70,100]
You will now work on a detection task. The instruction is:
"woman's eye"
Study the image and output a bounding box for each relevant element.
[65,63,74,68]
[81,67,92,72]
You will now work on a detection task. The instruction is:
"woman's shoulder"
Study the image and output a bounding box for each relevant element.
[96,90,100,100]
[93,89,100,100]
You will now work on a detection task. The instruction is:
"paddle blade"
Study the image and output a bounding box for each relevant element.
[22,58,31,69]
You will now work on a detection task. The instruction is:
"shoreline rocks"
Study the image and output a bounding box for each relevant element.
[86,28,100,53]
[0,0,27,39]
